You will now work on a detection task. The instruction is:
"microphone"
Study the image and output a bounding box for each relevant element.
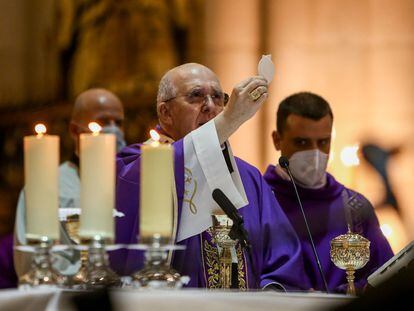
[212,188,250,249]
[279,156,330,293]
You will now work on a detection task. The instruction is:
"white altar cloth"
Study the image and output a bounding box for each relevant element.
[0,288,352,311]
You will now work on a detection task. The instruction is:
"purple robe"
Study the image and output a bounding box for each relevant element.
[263,165,394,293]
[111,139,311,290]
[0,234,17,289]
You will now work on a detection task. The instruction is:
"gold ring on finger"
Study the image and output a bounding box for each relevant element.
[249,88,261,101]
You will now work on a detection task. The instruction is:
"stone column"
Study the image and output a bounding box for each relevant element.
[204,0,264,168]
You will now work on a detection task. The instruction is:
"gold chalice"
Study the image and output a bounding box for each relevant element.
[330,227,370,295]
[64,213,89,287]
[212,214,237,289]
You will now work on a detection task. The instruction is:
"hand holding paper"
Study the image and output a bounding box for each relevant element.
[214,55,274,145]
[214,75,267,144]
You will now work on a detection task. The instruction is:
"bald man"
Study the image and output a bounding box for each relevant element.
[13,88,125,281]
[113,63,310,290]
[70,88,125,156]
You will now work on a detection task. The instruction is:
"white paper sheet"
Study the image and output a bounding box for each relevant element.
[258,54,275,83]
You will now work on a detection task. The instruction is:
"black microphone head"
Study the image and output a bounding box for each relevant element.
[212,189,240,223]
[279,156,289,169]
[212,189,224,205]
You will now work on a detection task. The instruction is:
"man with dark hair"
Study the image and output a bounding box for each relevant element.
[263,91,393,293]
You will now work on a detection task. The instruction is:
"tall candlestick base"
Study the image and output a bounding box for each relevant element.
[71,249,89,289]
[130,234,189,289]
[17,236,63,288]
[82,236,121,288]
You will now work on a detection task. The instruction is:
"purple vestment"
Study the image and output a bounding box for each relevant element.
[111,139,310,290]
[0,233,17,289]
[264,165,394,293]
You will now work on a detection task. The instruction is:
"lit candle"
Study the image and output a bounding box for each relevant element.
[79,122,116,241]
[24,124,59,240]
[140,130,174,240]
[340,144,360,189]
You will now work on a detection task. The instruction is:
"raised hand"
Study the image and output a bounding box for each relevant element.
[215,76,269,144]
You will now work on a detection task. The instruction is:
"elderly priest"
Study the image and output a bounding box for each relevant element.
[112,63,311,291]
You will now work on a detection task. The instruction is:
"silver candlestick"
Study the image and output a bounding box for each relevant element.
[81,235,121,288]
[18,236,63,288]
[130,234,188,289]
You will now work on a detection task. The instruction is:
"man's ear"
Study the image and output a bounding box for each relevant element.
[272,130,282,151]
[157,102,173,126]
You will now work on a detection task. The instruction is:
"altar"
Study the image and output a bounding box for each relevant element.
[0,289,353,311]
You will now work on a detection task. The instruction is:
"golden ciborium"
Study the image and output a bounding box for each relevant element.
[330,226,370,295]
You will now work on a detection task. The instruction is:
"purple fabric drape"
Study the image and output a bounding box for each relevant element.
[0,233,17,289]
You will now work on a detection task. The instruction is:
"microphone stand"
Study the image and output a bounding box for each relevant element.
[230,223,258,289]
[279,157,330,293]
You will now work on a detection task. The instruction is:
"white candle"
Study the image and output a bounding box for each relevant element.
[140,130,174,240]
[79,122,116,241]
[24,124,59,240]
[340,144,360,189]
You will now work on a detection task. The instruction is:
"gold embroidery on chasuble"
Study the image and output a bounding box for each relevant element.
[236,244,247,290]
[203,239,221,288]
[202,229,248,289]
[183,167,198,214]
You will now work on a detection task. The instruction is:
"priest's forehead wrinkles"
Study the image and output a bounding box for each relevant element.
[180,75,221,90]
[183,82,222,92]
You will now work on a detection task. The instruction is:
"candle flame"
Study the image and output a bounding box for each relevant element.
[150,129,160,142]
[35,123,47,136]
[88,122,102,135]
[340,144,360,167]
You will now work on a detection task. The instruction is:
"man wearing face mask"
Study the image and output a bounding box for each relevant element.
[14,88,126,280]
[263,92,393,293]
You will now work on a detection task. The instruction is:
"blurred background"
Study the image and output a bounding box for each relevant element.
[0,0,412,253]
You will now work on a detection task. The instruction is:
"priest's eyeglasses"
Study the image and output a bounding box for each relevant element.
[163,89,229,106]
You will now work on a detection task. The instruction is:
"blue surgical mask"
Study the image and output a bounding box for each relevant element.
[101,124,126,152]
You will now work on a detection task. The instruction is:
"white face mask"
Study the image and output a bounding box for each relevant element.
[288,149,329,189]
